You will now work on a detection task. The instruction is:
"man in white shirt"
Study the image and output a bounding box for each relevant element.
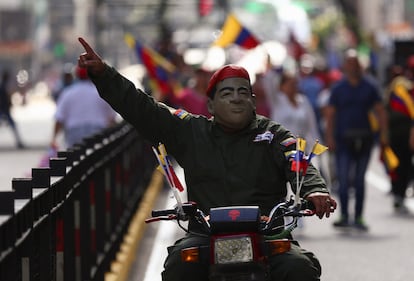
[51,66,117,148]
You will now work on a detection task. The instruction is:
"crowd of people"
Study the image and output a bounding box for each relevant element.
[384,61,414,214]
[150,42,413,226]
[77,36,337,281]
[2,34,413,223]
[0,69,25,149]
[74,33,414,280]
[0,30,412,281]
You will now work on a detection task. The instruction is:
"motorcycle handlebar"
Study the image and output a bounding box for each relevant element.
[301,200,315,213]
[146,200,315,232]
[152,209,176,217]
[150,200,315,219]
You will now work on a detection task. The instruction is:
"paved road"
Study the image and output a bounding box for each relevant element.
[0,93,56,190]
[2,94,413,281]
[130,148,414,281]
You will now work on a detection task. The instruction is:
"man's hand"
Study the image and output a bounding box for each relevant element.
[305,192,337,219]
[78,37,106,76]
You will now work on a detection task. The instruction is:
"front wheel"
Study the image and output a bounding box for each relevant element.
[209,263,269,281]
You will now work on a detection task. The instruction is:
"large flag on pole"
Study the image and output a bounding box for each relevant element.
[389,83,414,119]
[212,13,260,49]
[124,33,180,97]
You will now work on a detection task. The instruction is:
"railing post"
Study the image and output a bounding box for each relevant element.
[0,121,157,281]
[0,191,15,215]
[31,167,54,281]
[12,178,33,281]
[0,191,16,280]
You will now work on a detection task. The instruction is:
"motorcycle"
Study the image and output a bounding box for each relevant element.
[146,141,328,280]
[145,198,316,281]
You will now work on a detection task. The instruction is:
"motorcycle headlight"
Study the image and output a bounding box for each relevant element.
[214,236,253,264]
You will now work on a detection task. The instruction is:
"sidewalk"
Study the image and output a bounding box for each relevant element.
[0,92,55,190]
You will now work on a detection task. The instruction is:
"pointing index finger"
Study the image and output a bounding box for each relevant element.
[78,37,94,55]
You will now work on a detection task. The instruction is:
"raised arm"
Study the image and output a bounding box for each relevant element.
[76,37,187,148]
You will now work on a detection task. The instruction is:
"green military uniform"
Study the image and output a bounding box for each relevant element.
[91,66,328,281]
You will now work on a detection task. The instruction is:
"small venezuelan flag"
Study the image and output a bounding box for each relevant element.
[153,143,184,192]
[307,141,328,163]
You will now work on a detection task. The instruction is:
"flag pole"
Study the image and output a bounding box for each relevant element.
[158,144,184,211]
[295,136,301,206]
[152,145,183,213]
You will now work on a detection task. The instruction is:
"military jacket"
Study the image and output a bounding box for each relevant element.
[92,66,328,215]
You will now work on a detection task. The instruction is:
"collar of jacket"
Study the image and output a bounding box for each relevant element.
[210,115,261,137]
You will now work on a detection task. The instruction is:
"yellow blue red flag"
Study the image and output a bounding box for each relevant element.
[380,145,399,174]
[281,137,296,147]
[307,141,328,162]
[286,138,306,173]
[124,33,180,97]
[152,143,184,192]
[213,13,260,49]
[285,139,327,175]
[294,137,306,162]
[390,84,414,119]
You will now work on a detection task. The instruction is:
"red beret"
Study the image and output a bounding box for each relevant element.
[75,66,88,80]
[206,64,250,97]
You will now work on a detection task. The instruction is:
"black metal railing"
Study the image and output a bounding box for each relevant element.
[0,121,156,281]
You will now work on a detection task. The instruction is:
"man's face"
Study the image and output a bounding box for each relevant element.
[207,77,256,132]
[344,56,362,79]
[280,76,298,96]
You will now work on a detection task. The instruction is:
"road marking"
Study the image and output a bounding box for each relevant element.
[366,163,414,212]
[365,169,390,193]
[142,193,179,281]
[141,156,414,281]
[143,166,187,281]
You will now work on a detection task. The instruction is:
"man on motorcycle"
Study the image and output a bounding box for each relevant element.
[77,37,337,281]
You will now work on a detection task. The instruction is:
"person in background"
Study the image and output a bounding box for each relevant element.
[51,65,117,149]
[270,71,321,151]
[324,49,388,231]
[269,71,322,232]
[0,69,24,148]
[77,37,336,281]
[168,67,212,117]
[384,63,414,214]
[298,54,325,137]
[316,69,343,191]
[252,72,271,117]
[52,63,74,102]
[261,54,282,115]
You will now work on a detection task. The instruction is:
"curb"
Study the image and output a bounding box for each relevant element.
[105,169,164,281]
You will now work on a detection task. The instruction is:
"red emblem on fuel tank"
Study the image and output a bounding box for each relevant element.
[228,209,240,221]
